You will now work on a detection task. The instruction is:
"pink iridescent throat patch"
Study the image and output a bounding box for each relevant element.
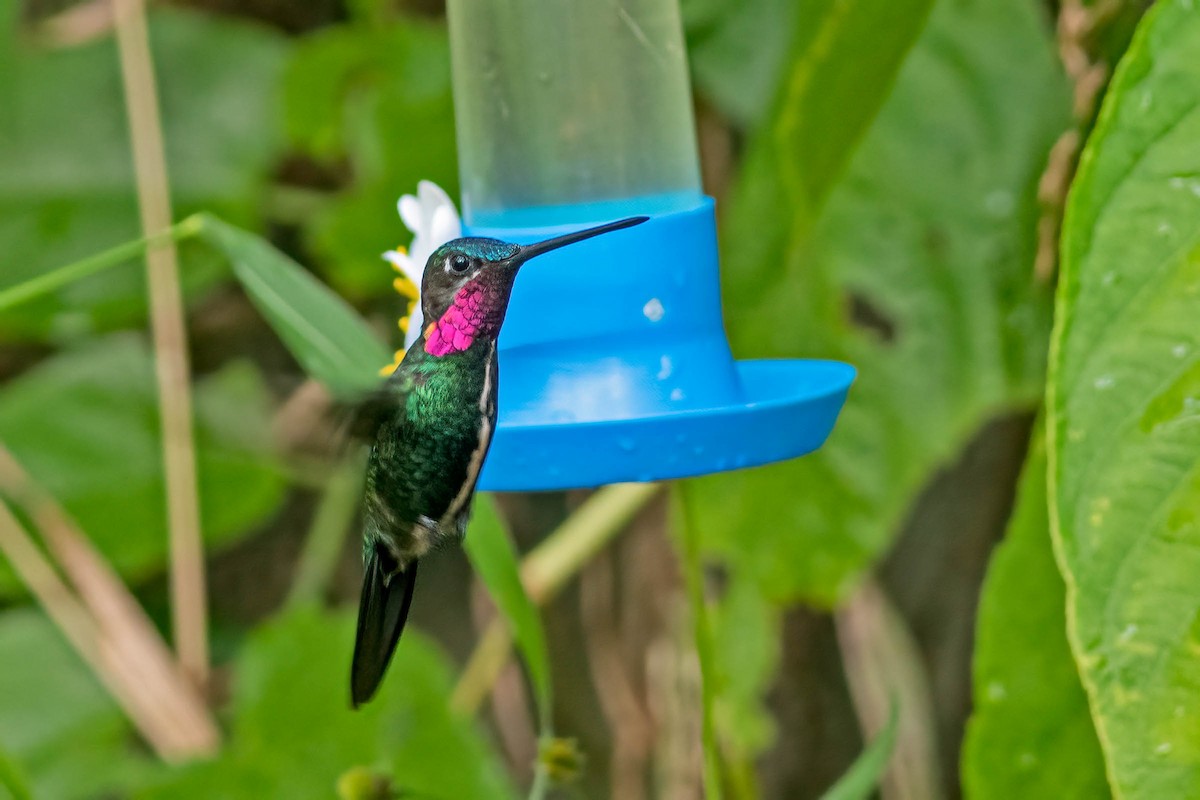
[424,281,489,357]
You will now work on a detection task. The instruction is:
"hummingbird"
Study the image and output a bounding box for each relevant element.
[350,214,648,707]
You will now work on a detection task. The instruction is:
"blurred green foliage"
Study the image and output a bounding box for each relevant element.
[136,608,516,800]
[0,335,285,594]
[283,12,457,299]
[2,0,1196,798]
[0,611,158,799]
[0,7,286,341]
[688,0,1068,607]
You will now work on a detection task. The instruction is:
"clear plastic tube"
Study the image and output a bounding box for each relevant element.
[445,0,702,224]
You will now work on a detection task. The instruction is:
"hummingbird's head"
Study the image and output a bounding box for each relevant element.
[418,216,648,357]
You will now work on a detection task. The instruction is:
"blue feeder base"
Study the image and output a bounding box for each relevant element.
[468,195,855,492]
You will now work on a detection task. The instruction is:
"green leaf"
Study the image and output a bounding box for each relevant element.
[0,746,31,800]
[0,334,285,594]
[136,607,516,800]
[0,8,287,341]
[818,703,898,800]
[734,0,938,238]
[463,496,554,729]
[0,610,159,800]
[1048,1,1200,795]
[962,435,1108,799]
[687,0,1070,605]
[195,214,391,396]
[710,574,780,760]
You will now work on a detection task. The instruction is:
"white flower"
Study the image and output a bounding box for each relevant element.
[381,181,462,370]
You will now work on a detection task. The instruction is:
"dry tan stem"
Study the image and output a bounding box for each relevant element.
[451,622,514,714]
[520,483,663,602]
[580,553,654,800]
[34,0,114,48]
[834,578,943,800]
[0,447,219,756]
[646,604,704,800]
[112,0,209,688]
[1035,0,1120,283]
[0,502,201,759]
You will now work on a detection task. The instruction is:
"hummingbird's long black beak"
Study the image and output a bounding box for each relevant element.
[507,216,649,267]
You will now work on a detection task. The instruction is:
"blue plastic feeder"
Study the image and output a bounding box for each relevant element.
[445,0,854,491]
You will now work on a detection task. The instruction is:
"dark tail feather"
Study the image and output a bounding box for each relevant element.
[350,547,418,708]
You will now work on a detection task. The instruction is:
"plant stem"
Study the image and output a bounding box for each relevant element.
[0,501,195,759]
[528,764,550,800]
[675,488,724,800]
[520,483,662,602]
[0,218,200,312]
[451,483,662,715]
[113,0,209,689]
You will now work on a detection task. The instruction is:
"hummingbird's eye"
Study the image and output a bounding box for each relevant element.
[449,254,471,273]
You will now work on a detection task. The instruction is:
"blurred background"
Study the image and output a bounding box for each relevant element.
[0,0,1154,798]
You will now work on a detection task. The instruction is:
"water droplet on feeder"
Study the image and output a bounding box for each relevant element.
[670,388,685,401]
[657,356,672,380]
[618,437,636,452]
[643,298,665,322]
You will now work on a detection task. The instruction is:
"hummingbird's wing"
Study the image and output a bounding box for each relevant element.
[338,372,418,447]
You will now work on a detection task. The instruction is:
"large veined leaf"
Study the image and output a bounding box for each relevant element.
[0,7,287,340]
[0,334,285,594]
[464,496,553,728]
[0,611,158,800]
[135,608,516,800]
[962,437,1107,799]
[196,215,391,396]
[1048,1,1200,796]
[689,0,1070,605]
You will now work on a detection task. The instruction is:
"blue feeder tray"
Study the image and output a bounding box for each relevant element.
[471,195,855,491]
